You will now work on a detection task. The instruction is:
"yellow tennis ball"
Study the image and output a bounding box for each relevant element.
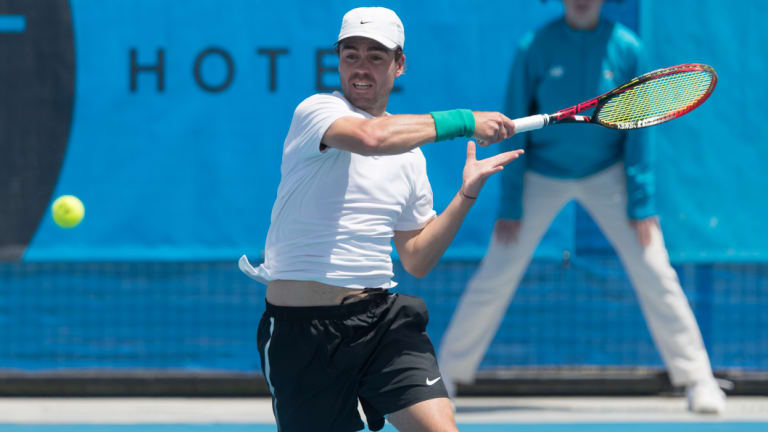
[51,195,85,228]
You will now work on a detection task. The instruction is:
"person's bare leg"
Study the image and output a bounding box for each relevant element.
[387,397,459,432]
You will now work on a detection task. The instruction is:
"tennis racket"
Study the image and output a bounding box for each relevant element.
[512,63,718,133]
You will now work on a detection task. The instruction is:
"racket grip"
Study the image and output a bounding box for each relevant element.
[512,114,548,133]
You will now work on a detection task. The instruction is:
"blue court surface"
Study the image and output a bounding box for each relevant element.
[3,397,767,431]
[2,424,767,432]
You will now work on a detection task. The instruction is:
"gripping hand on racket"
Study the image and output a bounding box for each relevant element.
[472,111,517,146]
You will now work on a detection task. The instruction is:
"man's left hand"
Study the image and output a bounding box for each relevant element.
[630,217,658,248]
[461,141,523,199]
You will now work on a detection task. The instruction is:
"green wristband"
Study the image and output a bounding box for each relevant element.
[430,109,475,142]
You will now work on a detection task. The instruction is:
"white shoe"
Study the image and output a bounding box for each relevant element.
[686,380,726,414]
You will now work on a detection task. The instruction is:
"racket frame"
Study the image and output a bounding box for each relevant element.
[513,63,718,133]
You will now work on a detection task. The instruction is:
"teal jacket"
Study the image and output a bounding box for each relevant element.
[499,17,655,220]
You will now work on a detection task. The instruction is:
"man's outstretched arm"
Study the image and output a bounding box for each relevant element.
[322,111,517,156]
[393,142,524,277]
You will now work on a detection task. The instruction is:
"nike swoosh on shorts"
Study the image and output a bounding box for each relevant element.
[426,377,442,386]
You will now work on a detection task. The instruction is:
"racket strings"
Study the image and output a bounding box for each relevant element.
[597,69,714,127]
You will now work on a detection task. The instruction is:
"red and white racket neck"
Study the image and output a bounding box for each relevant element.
[553,98,599,122]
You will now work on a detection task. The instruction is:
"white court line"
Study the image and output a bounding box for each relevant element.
[454,396,768,423]
[0,397,766,424]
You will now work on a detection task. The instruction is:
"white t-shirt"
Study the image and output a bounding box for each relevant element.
[239,91,436,289]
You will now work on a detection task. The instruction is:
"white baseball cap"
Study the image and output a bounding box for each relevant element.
[337,7,405,50]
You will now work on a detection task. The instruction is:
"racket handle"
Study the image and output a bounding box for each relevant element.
[512,114,548,133]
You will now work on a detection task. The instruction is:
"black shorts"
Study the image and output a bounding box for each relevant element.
[257,291,448,432]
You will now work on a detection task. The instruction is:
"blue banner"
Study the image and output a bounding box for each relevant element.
[13,0,763,263]
[20,0,571,261]
[640,0,768,262]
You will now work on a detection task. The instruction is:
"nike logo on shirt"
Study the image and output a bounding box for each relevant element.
[426,377,442,386]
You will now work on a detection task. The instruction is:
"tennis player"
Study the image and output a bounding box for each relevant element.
[239,7,522,431]
[438,0,726,415]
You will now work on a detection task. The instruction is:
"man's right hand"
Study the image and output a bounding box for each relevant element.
[494,219,522,245]
[473,111,516,146]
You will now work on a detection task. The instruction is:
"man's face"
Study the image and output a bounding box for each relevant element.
[338,37,405,116]
[563,0,604,29]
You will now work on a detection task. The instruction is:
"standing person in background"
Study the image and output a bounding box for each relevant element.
[438,0,726,414]
[239,7,523,431]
